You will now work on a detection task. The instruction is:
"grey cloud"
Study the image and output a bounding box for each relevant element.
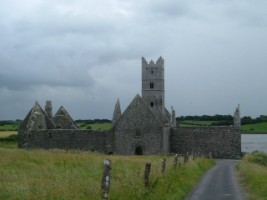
[0,0,267,120]
[0,67,95,91]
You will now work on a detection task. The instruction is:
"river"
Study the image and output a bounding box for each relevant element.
[242,134,267,153]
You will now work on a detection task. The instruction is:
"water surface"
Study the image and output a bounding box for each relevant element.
[242,134,267,153]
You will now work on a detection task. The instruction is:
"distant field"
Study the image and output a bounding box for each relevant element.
[0,131,17,138]
[241,122,267,133]
[77,122,112,130]
[179,120,218,126]
[180,120,267,133]
[0,131,18,148]
[0,124,18,131]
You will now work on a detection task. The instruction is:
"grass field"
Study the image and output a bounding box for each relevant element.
[77,122,112,130]
[179,120,218,127]
[0,131,18,149]
[241,122,267,133]
[0,124,18,131]
[237,152,267,199]
[0,146,214,200]
[0,131,17,138]
[179,120,267,133]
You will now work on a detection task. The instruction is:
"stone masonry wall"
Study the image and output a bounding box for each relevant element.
[114,96,164,155]
[170,126,241,159]
[19,129,113,153]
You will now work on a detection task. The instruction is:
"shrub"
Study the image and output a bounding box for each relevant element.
[248,151,267,166]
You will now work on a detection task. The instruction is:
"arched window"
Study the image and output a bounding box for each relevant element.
[150,102,154,107]
[150,82,154,89]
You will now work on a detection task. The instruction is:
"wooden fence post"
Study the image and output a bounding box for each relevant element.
[184,152,189,164]
[209,152,212,159]
[161,158,166,176]
[144,163,151,188]
[101,159,112,200]
[173,154,178,168]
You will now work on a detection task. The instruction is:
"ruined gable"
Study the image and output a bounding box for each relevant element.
[19,102,56,131]
[53,106,78,129]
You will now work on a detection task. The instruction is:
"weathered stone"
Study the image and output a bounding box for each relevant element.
[112,99,121,126]
[144,163,151,188]
[101,159,111,200]
[53,106,78,129]
[234,104,241,127]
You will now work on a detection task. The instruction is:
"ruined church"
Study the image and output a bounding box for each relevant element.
[18,57,241,158]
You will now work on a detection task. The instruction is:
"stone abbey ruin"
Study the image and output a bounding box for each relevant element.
[18,57,241,158]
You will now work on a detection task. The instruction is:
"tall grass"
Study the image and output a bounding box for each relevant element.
[0,148,214,200]
[237,151,267,200]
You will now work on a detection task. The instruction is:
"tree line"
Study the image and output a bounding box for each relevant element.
[1,115,267,126]
[177,115,267,125]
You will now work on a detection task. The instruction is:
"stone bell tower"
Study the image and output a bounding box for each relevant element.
[142,57,165,117]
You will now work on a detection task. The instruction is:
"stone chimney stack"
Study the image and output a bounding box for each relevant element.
[45,100,53,119]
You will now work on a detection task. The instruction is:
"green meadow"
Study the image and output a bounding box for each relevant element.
[179,120,218,127]
[0,131,18,149]
[179,120,267,133]
[77,122,112,130]
[0,145,214,200]
[241,122,267,133]
[0,124,18,131]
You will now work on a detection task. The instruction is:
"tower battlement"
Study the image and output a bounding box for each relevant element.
[142,57,165,116]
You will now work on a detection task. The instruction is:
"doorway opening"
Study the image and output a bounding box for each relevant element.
[135,146,143,155]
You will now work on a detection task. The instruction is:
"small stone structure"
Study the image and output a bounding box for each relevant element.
[18,57,242,159]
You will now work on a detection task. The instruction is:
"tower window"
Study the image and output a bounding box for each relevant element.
[136,128,141,137]
[150,102,154,107]
[151,70,153,74]
[150,82,154,89]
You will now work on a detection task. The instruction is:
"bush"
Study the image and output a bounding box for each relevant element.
[248,151,267,166]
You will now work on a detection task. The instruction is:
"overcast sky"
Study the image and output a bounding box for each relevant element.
[1,0,267,120]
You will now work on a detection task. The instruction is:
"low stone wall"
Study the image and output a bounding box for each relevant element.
[19,129,113,153]
[170,126,241,159]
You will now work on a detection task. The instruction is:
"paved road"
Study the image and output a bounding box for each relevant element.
[185,160,246,200]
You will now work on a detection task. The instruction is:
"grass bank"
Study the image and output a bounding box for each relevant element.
[0,148,214,200]
[237,151,267,199]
